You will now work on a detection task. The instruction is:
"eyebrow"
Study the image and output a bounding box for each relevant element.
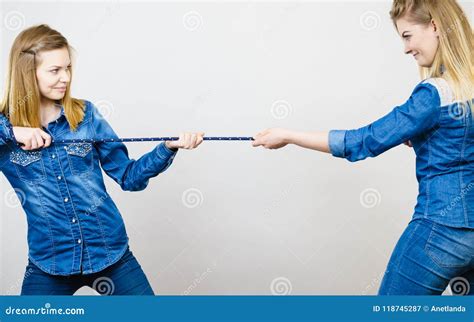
[48,63,71,68]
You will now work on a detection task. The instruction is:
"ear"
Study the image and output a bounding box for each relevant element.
[431,19,439,36]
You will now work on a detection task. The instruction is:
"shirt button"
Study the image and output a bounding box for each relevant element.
[72,218,76,223]
[52,154,55,159]
[64,197,69,202]
[77,239,81,244]
[57,176,62,180]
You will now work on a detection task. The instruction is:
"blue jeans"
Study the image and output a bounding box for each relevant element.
[378,218,474,295]
[21,246,154,295]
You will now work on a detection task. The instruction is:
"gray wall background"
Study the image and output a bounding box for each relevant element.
[1,0,473,295]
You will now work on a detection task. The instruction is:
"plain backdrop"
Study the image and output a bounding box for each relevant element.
[1,0,473,295]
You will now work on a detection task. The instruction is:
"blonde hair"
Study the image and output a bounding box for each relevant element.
[0,24,85,131]
[390,0,474,106]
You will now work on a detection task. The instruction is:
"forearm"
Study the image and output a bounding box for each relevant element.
[286,130,331,154]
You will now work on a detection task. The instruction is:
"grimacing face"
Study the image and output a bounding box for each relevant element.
[396,16,440,68]
[35,47,71,102]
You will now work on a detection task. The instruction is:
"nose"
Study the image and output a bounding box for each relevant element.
[404,43,412,55]
[59,70,70,83]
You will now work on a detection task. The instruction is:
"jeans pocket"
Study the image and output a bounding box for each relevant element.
[424,223,471,268]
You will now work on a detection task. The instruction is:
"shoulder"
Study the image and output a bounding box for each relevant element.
[81,100,102,120]
[81,100,112,128]
[419,77,455,107]
[82,100,94,114]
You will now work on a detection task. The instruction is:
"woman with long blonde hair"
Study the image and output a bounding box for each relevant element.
[0,24,204,295]
[253,0,474,295]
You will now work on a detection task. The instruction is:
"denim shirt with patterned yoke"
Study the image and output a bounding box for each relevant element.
[329,78,474,229]
[0,100,178,275]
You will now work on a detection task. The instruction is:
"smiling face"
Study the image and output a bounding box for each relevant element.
[396,16,440,68]
[35,47,71,103]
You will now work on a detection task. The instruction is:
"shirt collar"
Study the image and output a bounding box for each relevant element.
[54,103,65,121]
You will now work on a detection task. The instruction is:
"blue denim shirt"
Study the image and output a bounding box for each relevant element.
[0,100,177,275]
[329,78,474,229]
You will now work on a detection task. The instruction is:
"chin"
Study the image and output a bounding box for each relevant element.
[50,94,65,100]
[417,60,435,69]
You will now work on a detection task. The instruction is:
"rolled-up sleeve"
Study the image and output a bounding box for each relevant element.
[328,82,441,162]
[328,129,347,158]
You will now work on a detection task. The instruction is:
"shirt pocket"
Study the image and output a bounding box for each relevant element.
[9,149,47,183]
[64,143,94,175]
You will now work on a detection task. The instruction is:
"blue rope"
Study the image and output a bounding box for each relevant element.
[51,137,254,144]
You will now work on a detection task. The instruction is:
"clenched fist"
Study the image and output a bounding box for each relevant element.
[12,127,52,151]
[165,132,205,150]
